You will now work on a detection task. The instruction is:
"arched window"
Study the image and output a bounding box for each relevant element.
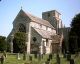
[33,37,37,43]
[18,23,26,32]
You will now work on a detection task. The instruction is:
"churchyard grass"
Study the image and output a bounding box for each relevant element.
[0,53,80,64]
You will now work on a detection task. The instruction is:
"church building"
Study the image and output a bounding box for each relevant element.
[7,9,65,54]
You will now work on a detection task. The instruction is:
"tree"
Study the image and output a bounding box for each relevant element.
[0,36,7,52]
[13,32,27,53]
[69,13,80,53]
[6,38,11,52]
[62,39,67,57]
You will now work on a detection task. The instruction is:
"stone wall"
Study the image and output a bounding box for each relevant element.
[30,27,42,54]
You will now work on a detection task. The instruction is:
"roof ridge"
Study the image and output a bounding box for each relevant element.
[17,9,55,29]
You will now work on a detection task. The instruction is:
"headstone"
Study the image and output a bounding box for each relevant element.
[45,61,50,64]
[63,52,66,58]
[45,58,50,64]
[41,54,43,59]
[56,54,60,64]
[66,53,71,61]
[1,55,4,64]
[70,59,74,64]
[34,53,37,58]
[3,51,7,58]
[29,56,32,61]
[47,58,50,62]
[49,54,52,60]
[38,54,41,60]
[17,53,20,60]
[23,52,26,60]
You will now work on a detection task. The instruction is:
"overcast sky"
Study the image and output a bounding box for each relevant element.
[0,0,80,37]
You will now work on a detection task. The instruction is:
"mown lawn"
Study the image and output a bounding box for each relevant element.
[0,53,80,64]
[2,53,25,64]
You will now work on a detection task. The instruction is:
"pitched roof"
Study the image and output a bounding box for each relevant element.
[19,9,55,29]
[33,28,55,39]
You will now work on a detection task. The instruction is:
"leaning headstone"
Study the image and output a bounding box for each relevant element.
[17,53,20,60]
[56,54,60,64]
[70,59,75,64]
[1,55,4,64]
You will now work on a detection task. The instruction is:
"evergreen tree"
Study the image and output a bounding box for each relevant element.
[69,13,80,53]
[13,32,27,53]
[0,36,7,52]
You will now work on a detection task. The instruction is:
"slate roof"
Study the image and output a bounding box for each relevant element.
[19,9,55,29]
[33,28,55,39]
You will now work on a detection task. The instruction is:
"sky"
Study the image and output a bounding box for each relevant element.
[0,0,80,37]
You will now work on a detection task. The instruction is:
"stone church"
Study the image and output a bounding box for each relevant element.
[7,9,69,54]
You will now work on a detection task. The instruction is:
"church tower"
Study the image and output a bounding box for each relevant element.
[42,10,63,34]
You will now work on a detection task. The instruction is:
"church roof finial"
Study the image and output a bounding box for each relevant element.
[21,6,22,10]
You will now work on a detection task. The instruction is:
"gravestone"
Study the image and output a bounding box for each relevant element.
[29,56,32,61]
[34,53,37,58]
[38,54,41,60]
[45,58,50,64]
[3,51,7,58]
[66,53,71,61]
[63,52,66,58]
[45,61,50,64]
[47,58,50,62]
[17,53,20,60]
[23,52,26,60]
[56,54,60,64]
[49,54,52,60]
[70,59,75,64]
[1,55,4,64]
[41,54,43,59]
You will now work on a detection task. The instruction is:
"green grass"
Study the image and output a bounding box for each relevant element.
[0,53,80,64]
[3,54,25,64]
